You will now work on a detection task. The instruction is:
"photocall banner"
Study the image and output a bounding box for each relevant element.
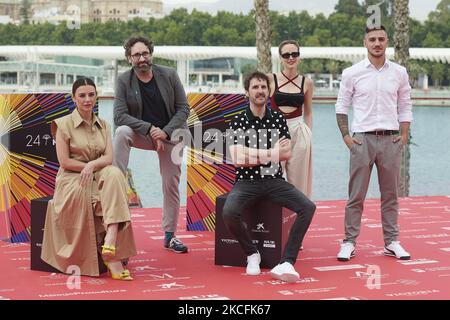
[186,93,249,231]
[0,93,79,242]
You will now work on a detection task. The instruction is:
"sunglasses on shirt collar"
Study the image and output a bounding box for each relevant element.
[281,51,300,59]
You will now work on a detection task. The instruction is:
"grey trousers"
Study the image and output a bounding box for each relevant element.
[113,125,182,233]
[344,132,404,246]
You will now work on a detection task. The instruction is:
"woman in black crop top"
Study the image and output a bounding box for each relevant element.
[268,40,314,199]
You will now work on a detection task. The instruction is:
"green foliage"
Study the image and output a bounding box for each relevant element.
[0,0,447,85]
[408,60,426,87]
[304,35,320,47]
[431,63,445,86]
[202,25,240,46]
[153,57,176,68]
[300,59,350,75]
[409,18,428,47]
[422,32,442,47]
[0,2,446,49]
[334,0,365,17]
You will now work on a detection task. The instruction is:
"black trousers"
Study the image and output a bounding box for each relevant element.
[222,178,316,265]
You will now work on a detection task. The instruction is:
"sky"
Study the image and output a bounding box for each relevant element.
[162,0,441,21]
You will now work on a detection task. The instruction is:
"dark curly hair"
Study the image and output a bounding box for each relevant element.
[243,71,269,91]
[123,36,154,58]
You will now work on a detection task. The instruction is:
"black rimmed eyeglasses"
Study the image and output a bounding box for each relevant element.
[281,51,300,59]
[131,51,151,60]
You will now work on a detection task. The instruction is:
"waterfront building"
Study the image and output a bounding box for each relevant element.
[0,0,163,25]
[0,46,449,97]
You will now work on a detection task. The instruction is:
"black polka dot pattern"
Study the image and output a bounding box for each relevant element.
[228,107,291,181]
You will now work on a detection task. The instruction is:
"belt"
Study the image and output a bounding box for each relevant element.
[282,108,302,119]
[363,130,399,136]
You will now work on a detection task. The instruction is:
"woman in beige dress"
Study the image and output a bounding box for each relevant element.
[268,40,313,199]
[41,78,137,280]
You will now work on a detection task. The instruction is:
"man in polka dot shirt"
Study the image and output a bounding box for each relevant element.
[222,71,316,283]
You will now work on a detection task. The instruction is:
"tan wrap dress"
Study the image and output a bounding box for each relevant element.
[41,109,136,276]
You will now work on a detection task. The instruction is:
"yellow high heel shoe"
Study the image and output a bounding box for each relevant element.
[101,244,116,258]
[104,262,133,281]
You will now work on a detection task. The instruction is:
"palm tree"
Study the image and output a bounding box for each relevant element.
[20,0,31,24]
[394,0,410,68]
[254,0,272,73]
[394,0,410,196]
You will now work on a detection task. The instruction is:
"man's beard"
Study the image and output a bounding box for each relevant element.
[252,94,267,107]
[370,48,384,57]
[133,62,152,73]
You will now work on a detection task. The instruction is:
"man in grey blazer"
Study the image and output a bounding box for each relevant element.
[113,36,190,253]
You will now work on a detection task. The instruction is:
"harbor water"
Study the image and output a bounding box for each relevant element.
[99,100,450,208]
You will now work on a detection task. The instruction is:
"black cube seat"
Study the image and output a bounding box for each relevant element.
[30,196,60,273]
[214,193,296,269]
[30,196,106,274]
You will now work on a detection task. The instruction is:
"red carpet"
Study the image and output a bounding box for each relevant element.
[1,196,450,300]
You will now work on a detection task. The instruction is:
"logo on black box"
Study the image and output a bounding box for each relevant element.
[252,222,269,233]
[263,240,276,248]
[221,238,239,245]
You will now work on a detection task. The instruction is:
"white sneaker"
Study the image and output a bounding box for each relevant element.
[246,251,261,275]
[270,262,300,283]
[337,242,355,261]
[384,241,410,260]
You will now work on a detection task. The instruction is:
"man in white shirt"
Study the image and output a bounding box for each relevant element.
[335,25,413,261]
